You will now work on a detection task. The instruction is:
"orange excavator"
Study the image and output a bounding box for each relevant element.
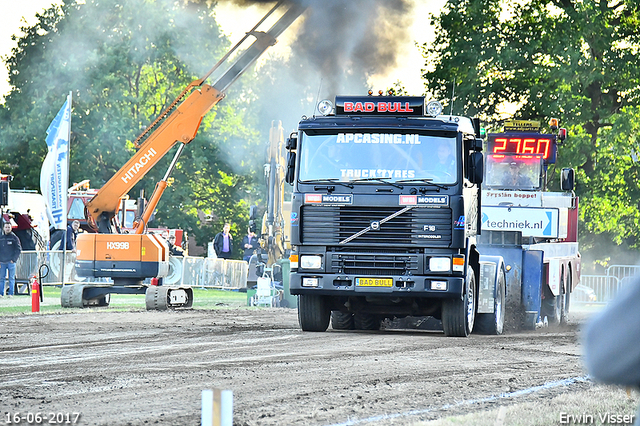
[64,2,306,309]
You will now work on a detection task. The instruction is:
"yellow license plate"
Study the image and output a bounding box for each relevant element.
[355,277,393,287]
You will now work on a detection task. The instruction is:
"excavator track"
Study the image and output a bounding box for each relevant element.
[61,284,111,308]
[145,286,193,311]
[60,284,85,308]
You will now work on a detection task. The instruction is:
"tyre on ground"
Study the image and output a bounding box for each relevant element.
[331,311,355,330]
[541,271,565,326]
[353,312,382,331]
[475,266,506,335]
[442,266,476,337]
[298,294,330,332]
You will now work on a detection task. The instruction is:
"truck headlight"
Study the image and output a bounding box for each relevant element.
[300,255,322,269]
[429,257,451,272]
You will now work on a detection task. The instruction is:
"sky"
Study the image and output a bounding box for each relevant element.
[0,0,445,100]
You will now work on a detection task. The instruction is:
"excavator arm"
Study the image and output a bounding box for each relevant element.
[75,3,306,292]
[85,2,306,233]
[87,84,224,232]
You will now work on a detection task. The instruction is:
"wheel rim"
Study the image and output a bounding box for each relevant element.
[466,270,475,331]
[495,273,504,334]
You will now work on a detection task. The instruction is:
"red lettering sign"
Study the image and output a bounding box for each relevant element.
[305,194,322,203]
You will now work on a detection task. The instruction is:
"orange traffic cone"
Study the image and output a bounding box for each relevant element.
[31,275,40,313]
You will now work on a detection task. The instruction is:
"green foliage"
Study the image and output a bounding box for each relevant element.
[425,0,640,254]
[0,0,270,256]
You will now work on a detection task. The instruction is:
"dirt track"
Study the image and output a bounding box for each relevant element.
[0,307,592,425]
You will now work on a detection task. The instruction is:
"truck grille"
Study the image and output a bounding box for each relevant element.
[301,206,452,247]
[329,252,419,275]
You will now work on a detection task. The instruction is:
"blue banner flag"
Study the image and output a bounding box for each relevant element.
[40,95,71,231]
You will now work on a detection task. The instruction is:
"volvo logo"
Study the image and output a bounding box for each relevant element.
[371,221,381,231]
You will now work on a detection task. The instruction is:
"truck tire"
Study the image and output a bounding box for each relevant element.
[354,313,382,331]
[331,311,355,330]
[475,266,506,335]
[298,295,330,332]
[561,272,571,325]
[542,280,563,325]
[442,267,476,337]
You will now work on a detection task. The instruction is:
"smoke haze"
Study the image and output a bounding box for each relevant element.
[212,0,416,97]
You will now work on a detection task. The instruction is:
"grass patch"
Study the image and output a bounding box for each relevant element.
[418,384,638,426]
[0,285,249,316]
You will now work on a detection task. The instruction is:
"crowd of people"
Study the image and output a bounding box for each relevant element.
[212,222,259,261]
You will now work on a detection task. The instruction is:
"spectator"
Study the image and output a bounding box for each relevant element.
[167,235,184,257]
[65,220,80,252]
[0,221,22,297]
[213,222,233,259]
[583,277,640,423]
[242,228,258,262]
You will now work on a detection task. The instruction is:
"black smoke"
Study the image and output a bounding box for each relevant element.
[211,0,416,97]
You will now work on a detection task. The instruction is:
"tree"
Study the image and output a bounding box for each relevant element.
[423,0,640,258]
[0,0,268,255]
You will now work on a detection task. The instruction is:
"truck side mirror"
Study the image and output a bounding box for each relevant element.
[561,168,574,191]
[249,205,258,220]
[469,152,484,184]
[474,138,483,151]
[285,152,296,184]
[472,118,481,138]
[286,134,297,150]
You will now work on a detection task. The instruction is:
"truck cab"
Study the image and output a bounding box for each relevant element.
[478,120,580,329]
[286,95,484,336]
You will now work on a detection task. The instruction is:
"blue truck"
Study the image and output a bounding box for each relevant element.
[478,120,580,330]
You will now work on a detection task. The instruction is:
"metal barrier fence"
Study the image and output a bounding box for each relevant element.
[579,275,619,305]
[177,256,248,289]
[12,250,248,290]
[579,264,640,305]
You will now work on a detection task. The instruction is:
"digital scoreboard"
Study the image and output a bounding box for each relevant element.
[487,133,558,163]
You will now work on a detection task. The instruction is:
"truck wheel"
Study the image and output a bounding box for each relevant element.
[331,311,355,330]
[561,272,571,325]
[354,313,382,331]
[475,266,506,335]
[541,282,562,325]
[442,267,476,337]
[298,295,330,332]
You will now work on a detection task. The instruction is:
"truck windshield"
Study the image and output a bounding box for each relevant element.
[484,154,543,190]
[298,132,457,184]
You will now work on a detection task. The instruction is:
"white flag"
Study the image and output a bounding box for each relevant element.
[40,95,71,231]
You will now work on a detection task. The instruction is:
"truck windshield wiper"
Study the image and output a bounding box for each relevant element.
[351,177,404,189]
[301,179,354,189]
[396,178,448,190]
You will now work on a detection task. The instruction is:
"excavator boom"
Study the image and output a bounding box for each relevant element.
[76,3,306,295]
[84,2,306,232]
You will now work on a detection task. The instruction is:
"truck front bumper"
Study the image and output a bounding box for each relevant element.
[289,273,464,298]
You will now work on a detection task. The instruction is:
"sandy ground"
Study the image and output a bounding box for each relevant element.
[0,302,600,426]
